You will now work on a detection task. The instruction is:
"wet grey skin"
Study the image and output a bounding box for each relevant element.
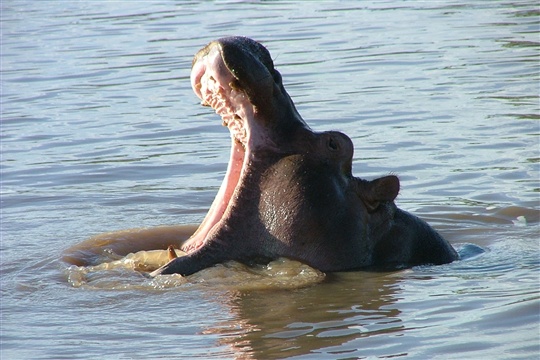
[151,36,458,277]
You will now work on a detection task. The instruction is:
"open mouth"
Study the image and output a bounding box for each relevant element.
[181,42,260,253]
[190,44,256,148]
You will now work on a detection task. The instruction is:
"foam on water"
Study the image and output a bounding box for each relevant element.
[65,249,325,291]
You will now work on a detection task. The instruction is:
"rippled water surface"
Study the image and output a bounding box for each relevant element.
[2,1,539,359]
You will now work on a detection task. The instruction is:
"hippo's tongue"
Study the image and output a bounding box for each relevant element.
[180,42,258,253]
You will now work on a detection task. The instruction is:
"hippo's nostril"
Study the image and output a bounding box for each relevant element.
[328,137,339,151]
[230,79,241,91]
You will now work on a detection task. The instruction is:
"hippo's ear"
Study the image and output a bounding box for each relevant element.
[358,175,400,212]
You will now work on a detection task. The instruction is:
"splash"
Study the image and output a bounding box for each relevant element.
[66,250,325,291]
[64,226,325,291]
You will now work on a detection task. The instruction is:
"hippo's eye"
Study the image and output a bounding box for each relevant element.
[328,138,339,151]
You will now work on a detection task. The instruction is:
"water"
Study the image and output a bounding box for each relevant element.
[2,1,539,359]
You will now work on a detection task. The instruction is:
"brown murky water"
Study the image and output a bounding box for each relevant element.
[2,1,539,359]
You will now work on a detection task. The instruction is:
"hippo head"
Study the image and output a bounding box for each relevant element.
[151,37,457,276]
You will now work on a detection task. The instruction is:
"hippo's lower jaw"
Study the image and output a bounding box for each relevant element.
[150,37,458,277]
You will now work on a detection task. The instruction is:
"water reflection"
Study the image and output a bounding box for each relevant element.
[210,272,405,359]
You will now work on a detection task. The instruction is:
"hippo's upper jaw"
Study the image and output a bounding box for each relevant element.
[190,36,306,151]
[150,37,458,277]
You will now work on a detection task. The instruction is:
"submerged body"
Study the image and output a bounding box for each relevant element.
[151,37,457,277]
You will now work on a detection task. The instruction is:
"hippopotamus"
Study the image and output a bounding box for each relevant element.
[151,36,458,277]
